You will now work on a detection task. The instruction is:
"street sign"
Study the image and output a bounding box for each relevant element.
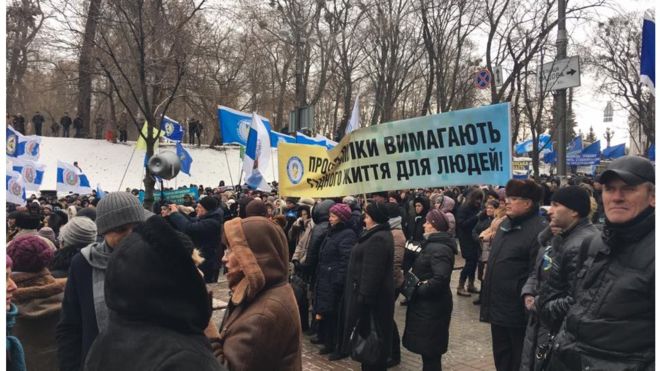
[493,65,504,87]
[538,56,581,92]
[474,68,491,89]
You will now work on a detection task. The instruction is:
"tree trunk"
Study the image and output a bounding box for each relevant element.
[77,0,103,138]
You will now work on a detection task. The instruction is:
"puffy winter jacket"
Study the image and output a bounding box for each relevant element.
[548,207,654,370]
[300,200,334,280]
[480,210,547,327]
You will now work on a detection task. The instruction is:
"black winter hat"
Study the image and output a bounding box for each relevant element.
[366,202,389,224]
[385,202,401,218]
[505,179,543,203]
[105,216,210,335]
[198,196,219,212]
[551,186,591,217]
[15,212,41,230]
[597,155,655,185]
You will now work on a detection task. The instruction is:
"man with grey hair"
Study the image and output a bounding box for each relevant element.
[548,156,655,370]
[56,192,151,371]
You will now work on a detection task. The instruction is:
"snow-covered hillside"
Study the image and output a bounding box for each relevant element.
[11,137,279,194]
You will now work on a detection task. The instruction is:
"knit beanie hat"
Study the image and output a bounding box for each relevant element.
[7,234,54,272]
[96,192,152,235]
[198,196,219,212]
[59,216,98,248]
[385,202,401,218]
[15,212,41,230]
[38,227,58,247]
[426,209,449,232]
[245,199,268,217]
[329,203,352,223]
[365,202,389,224]
[551,185,591,217]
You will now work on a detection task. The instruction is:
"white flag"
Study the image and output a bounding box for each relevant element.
[6,170,26,205]
[57,161,93,194]
[345,92,361,135]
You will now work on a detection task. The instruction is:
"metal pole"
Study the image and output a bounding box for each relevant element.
[555,0,568,176]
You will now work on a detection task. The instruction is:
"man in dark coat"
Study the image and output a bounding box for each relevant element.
[520,186,597,371]
[61,113,72,137]
[166,196,224,283]
[13,113,26,134]
[299,199,334,282]
[455,188,483,296]
[73,115,83,138]
[341,202,394,369]
[31,111,45,136]
[83,217,226,371]
[314,203,357,359]
[480,179,546,371]
[547,156,655,370]
[56,192,151,371]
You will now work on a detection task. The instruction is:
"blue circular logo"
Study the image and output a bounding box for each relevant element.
[287,157,304,185]
[238,120,251,142]
[7,134,17,156]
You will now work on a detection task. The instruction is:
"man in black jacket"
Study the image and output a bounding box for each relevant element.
[166,196,224,283]
[61,112,72,137]
[520,186,598,371]
[480,179,546,371]
[56,192,151,371]
[548,156,655,370]
[73,115,83,138]
[31,111,45,136]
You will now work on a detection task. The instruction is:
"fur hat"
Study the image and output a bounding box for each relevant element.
[426,209,449,232]
[198,196,219,212]
[329,203,352,223]
[298,197,315,208]
[7,234,54,273]
[246,199,268,217]
[106,216,211,334]
[365,202,389,224]
[15,212,41,230]
[551,186,591,218]
[505,179,543,203]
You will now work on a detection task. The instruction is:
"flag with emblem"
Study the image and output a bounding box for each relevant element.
[6,126,41,160]
[160,116,184,142]
[218,106,272,146]
[56,161,93,194]
[11,158,46,191]
[242,113,272,191]
[176,142,193,176]
[270,131,296,148]
[6,170,26,205]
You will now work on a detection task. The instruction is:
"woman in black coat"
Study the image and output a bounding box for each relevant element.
[455,188,483,296]
[314,203,357,358]
[403,209,456,371]
[342,202,394,371]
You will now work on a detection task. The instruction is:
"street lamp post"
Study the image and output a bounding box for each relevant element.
[555,0,568,176]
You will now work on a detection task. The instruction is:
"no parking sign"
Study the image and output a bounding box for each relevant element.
[474,68,491,89]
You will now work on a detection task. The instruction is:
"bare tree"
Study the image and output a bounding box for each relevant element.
[585,12,655,152]
[6,0,47,112]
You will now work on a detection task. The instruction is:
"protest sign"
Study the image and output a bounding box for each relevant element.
[278,103,511,198]
[138,187,199,204]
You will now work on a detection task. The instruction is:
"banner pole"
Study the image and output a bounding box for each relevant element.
[224,146,234,187]
[118,143,138,191]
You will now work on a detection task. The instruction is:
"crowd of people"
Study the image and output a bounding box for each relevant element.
[4,155,655,371]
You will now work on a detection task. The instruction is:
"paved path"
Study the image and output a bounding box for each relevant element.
[209,257,495,370]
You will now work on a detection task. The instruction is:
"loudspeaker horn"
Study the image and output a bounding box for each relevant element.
[147,151,181,180]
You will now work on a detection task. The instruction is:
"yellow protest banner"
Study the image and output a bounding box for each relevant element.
[278,103,512,198]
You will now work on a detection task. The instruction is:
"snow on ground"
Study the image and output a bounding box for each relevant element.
[17,137,279,194]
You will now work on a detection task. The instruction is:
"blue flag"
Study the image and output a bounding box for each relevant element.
[218,106,271,146]
[96,184,106,199]
[295,132,326,147]
[514,134,551,155]
[6,126,41,160]
[270,131,296,148]
[543,136,584,164]
[648,143,655,161]
[602,143,626,159]
[176,142,193,175]
[160,116,184,141]
[640,11,655,93]
[6,170,26,205]
[568,140,600,166]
